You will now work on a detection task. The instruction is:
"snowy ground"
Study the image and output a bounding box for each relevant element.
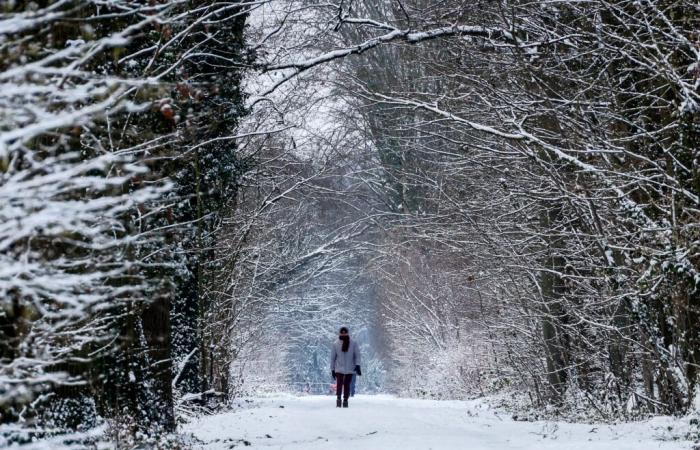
[182,394,693,450]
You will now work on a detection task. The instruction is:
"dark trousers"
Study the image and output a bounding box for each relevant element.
[336,373,352,400]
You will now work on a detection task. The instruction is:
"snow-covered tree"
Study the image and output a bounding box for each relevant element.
[249,0,700,416]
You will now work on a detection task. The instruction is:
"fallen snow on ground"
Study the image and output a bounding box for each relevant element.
[183,394,693,450]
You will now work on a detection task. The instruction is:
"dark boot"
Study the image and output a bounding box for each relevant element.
[336,398,341,408]
[342,399,348,408]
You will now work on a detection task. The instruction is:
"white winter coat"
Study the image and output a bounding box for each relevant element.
[330,339,361,375]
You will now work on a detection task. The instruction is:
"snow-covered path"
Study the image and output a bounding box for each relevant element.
[183,394,692,450]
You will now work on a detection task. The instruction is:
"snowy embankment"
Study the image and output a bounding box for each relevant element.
[183,394,693,450]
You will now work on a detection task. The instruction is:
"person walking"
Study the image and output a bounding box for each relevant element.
[330,326,361,408]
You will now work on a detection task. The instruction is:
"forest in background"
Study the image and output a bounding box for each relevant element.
[0,0,699,448]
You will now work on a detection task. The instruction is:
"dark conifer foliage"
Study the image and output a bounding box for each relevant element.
[0,0,250,446]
